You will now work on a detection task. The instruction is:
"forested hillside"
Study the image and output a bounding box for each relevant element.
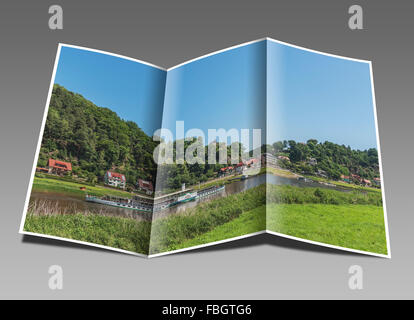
[38,84,158,186]
[266,139,380,180]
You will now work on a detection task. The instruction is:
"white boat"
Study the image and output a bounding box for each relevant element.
[85,195,152,212]
[177,192,198,203]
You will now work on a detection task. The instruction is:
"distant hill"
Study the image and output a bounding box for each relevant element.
[265,139,380,180]
[38,84,158,186]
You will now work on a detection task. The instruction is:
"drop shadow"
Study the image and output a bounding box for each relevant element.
[22,233,379,259]
[177,233,376,258]
[21,234,129,256]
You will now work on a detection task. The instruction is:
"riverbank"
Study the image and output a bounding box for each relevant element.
[150,183,384,254]
[25,179,386,256]
[262,165,381,193]
[304,175,382,193]
[24,183,266,255]
[32,176,136,199]
[157,183,384,254]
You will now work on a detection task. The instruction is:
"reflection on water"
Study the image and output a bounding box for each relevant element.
[30,174,351,219]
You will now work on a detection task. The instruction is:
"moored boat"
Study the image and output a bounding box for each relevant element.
[85,194,152,212]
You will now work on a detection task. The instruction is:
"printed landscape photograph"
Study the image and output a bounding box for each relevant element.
[265,40,389,256]
[21,45,167,255]
[20,39,390,258]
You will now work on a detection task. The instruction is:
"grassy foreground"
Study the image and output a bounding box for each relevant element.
[25,182,387,256]
[149,185,266,254]
[174,203,387,255]
[32,176,134,198]
[266,204,387,255]
[24,213,151,254]
[175,206,266,250]
[162,184,385,255]
[25,183,267,255]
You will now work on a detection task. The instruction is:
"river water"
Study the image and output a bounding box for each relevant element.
[29,174,351,220]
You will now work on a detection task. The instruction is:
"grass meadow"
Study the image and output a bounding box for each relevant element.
[32,175,134,198]
[266,204,387,255]
[25,179,387,256]
[24,213,151,255]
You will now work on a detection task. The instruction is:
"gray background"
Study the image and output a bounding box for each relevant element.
[0,0,412,299]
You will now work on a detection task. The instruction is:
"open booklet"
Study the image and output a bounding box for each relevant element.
[20,38,390,258]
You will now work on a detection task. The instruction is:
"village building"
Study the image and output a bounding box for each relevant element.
[218,166,235,177]
[261,153,278,167]
[307,158,318,166]
[235,162,245,174]
[340,175,351,183]
[46,158,72,175]
[277,155,290,162]
[138,179,154,195]
[104,171,126,189]
[316,169,328,179]
[245,158,260,168]
[36,167,49,173]
[362,179,372,187]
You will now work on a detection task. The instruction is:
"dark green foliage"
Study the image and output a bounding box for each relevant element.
[268,139,380,181]
[38,84,158,186]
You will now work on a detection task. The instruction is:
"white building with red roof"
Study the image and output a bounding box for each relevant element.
[104,171,126,189]
[47,158,72,175]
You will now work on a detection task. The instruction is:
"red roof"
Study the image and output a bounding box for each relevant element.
[106,171,126,181]
[277,156,290,160]
[245,158,259,165]
[138,179,153,191]
[48,159,72,171]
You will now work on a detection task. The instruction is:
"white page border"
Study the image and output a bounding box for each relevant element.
[19,40,391,259]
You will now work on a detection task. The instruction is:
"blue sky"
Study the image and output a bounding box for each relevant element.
[54,41,378,151]
[161,41,266,147]
[54,46,166,135]
[267,40,377,150]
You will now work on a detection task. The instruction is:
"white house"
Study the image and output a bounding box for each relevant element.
[104,171,126,189]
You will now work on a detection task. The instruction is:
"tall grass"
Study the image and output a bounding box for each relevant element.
[149,184,383,254]
[267,185,383,206]
[149,185,267,254]
[24,212,151,254]
[24,182,384,255]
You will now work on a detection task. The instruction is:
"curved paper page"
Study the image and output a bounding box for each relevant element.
[265,39,389,258]
[149,40,267,256]
[20,45,167,256]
